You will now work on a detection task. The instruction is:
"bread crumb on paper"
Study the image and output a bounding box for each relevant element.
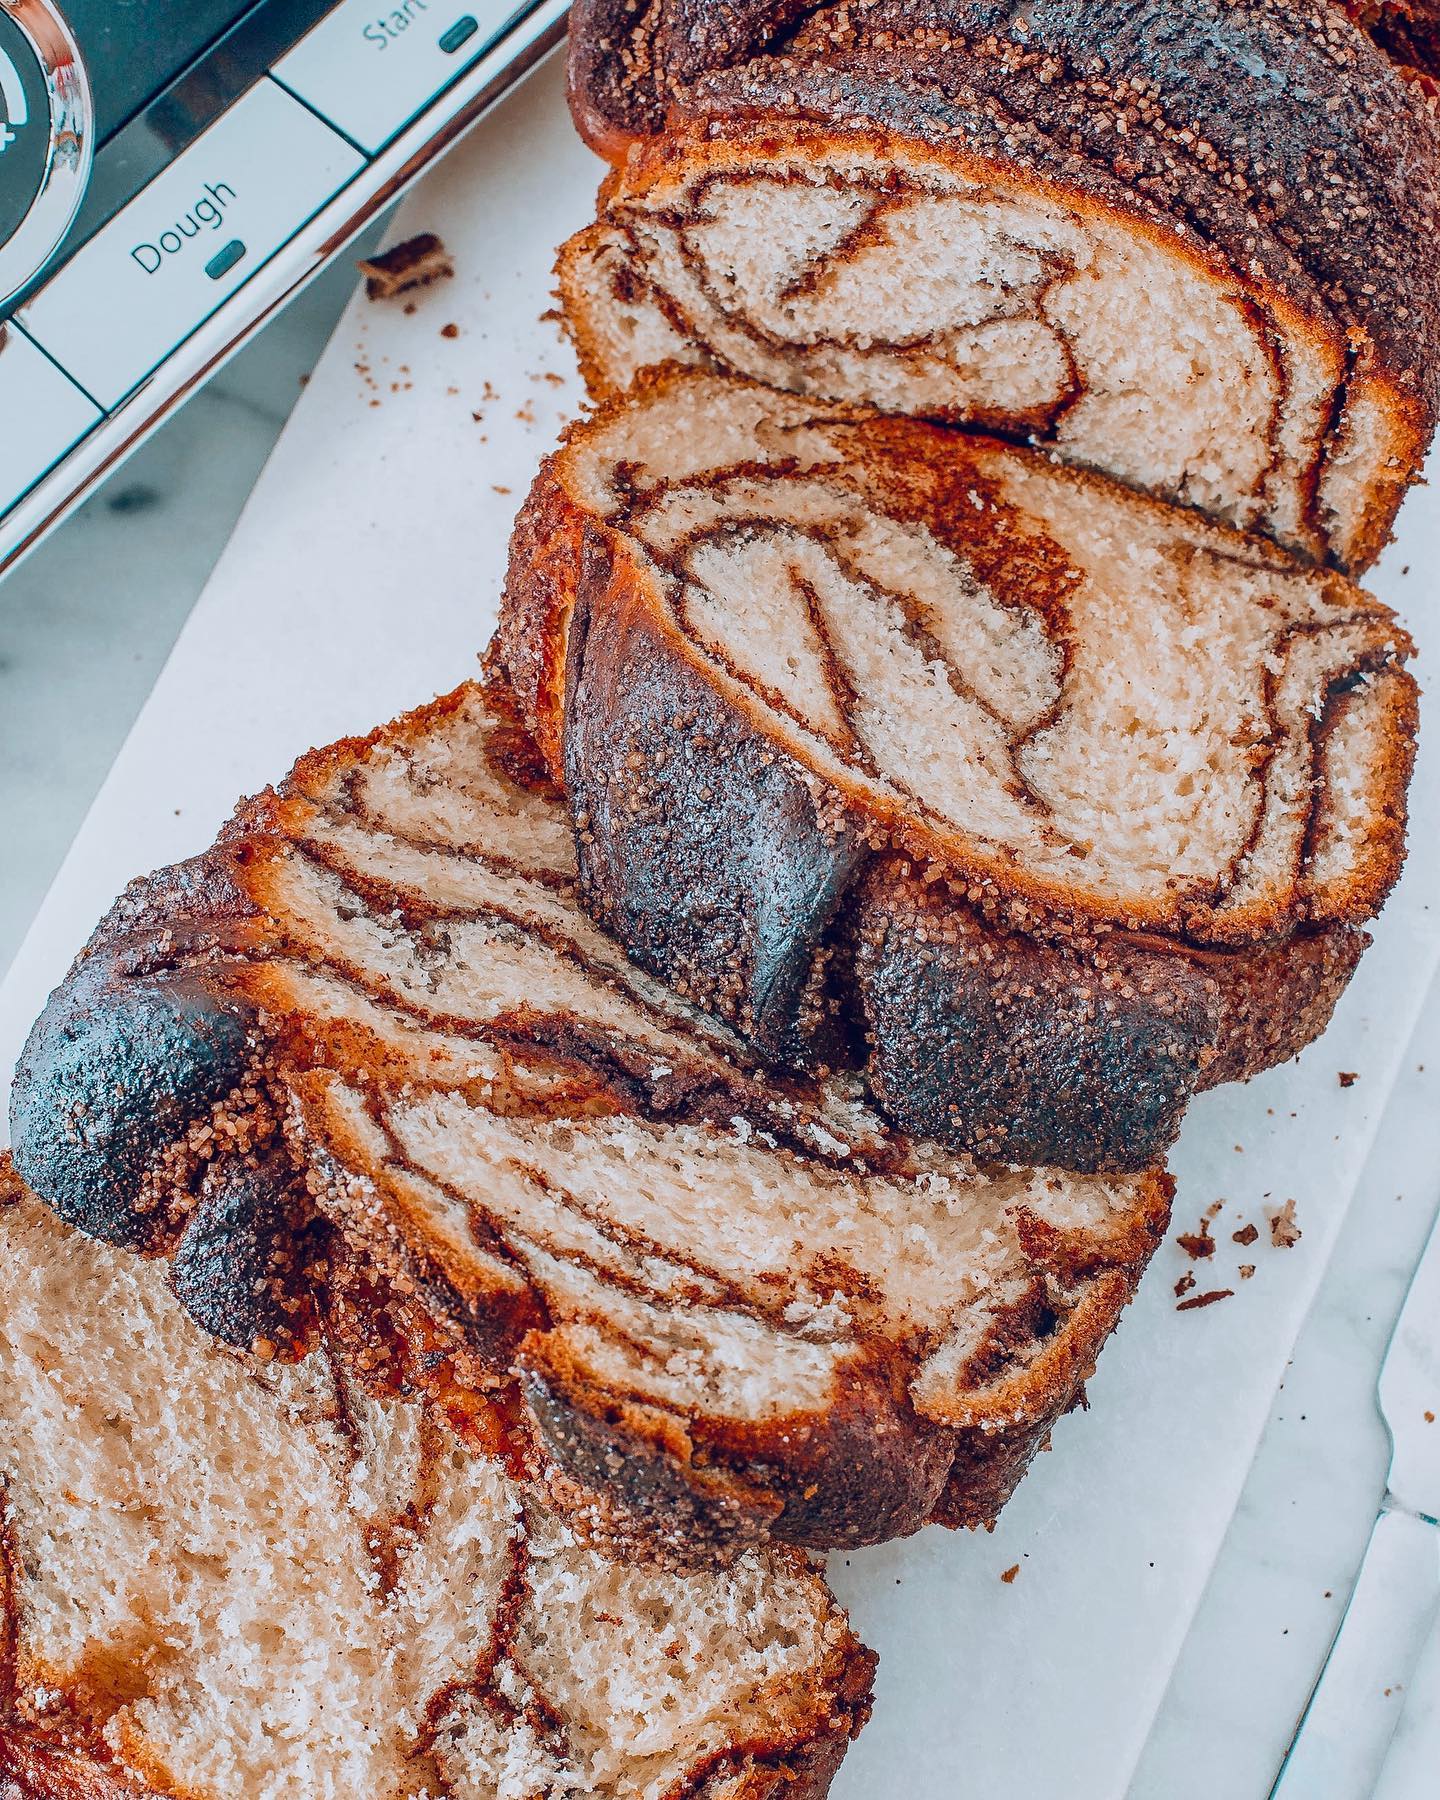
[1338,1071,1359,1087]
[1177,1289,1234,1313]
[1239,1264,1256,1280]
[1000,1564,1019,1585]
[1232,1222,1259,1247]
[358,233,453,301]
[1268,1200,1302,1249]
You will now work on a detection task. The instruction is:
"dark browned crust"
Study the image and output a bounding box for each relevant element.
[519,1347,955,1548]
[10,687,1166,1553]
[168,1150,326,1353]
[855,864,1220,1171]
[9,858,262,1255]
[562,523,868,1069]
[855,865,1371,1170]
[1198,919,1370,1089]
[494,380,1409,1168]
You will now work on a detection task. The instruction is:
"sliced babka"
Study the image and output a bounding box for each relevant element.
[9,686,1171,1552]
[0,1167,873,1799]
[494,370,1415,1170]
[560,0,1440,569]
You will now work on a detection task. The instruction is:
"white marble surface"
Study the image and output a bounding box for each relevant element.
[2,49,1438,1798]
[0,219,388,973]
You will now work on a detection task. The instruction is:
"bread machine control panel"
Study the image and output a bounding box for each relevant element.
[0,0,569,577]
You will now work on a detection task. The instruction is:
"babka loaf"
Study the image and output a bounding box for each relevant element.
[560,0,1440,569]
[10,686,1171,1551]
[0,1167,873,1800]
[494,370,1415,1170]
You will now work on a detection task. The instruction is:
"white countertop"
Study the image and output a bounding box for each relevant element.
[1,51,1435,1798]
[0,220,387,973]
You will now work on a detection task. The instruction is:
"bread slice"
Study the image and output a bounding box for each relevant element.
[561,0,1440,569]
[10,685,1170,1551]
[493,369,1414,1170]
[0,1164,874,1799]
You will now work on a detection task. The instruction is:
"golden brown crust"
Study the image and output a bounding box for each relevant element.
[0,1736,160,1800]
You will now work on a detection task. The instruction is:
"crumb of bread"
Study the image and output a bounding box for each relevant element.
[1177,1289,1234,1312]
[1338,1071,1359,1087]
[1232,1223,1260,1247]
[359,233,453,301]
[1000,1564,1019,1585]
[1268,1200,1302,1248]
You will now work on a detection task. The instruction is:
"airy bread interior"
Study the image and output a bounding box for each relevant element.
[560,130,1406,568]
[0,1178,863,1800]
[546,372,1413,942]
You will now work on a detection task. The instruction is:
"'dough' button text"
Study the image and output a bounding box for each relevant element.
[131,182,238,274]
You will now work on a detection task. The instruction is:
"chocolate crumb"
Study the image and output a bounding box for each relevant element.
[1174,1270,1196,1298]
[1177,1289,1234,1312]
[1338,1071,1359,1088]
[1233,1223,1260,1247]
[359,233,454,301]
[1176,1229,1215,1260]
